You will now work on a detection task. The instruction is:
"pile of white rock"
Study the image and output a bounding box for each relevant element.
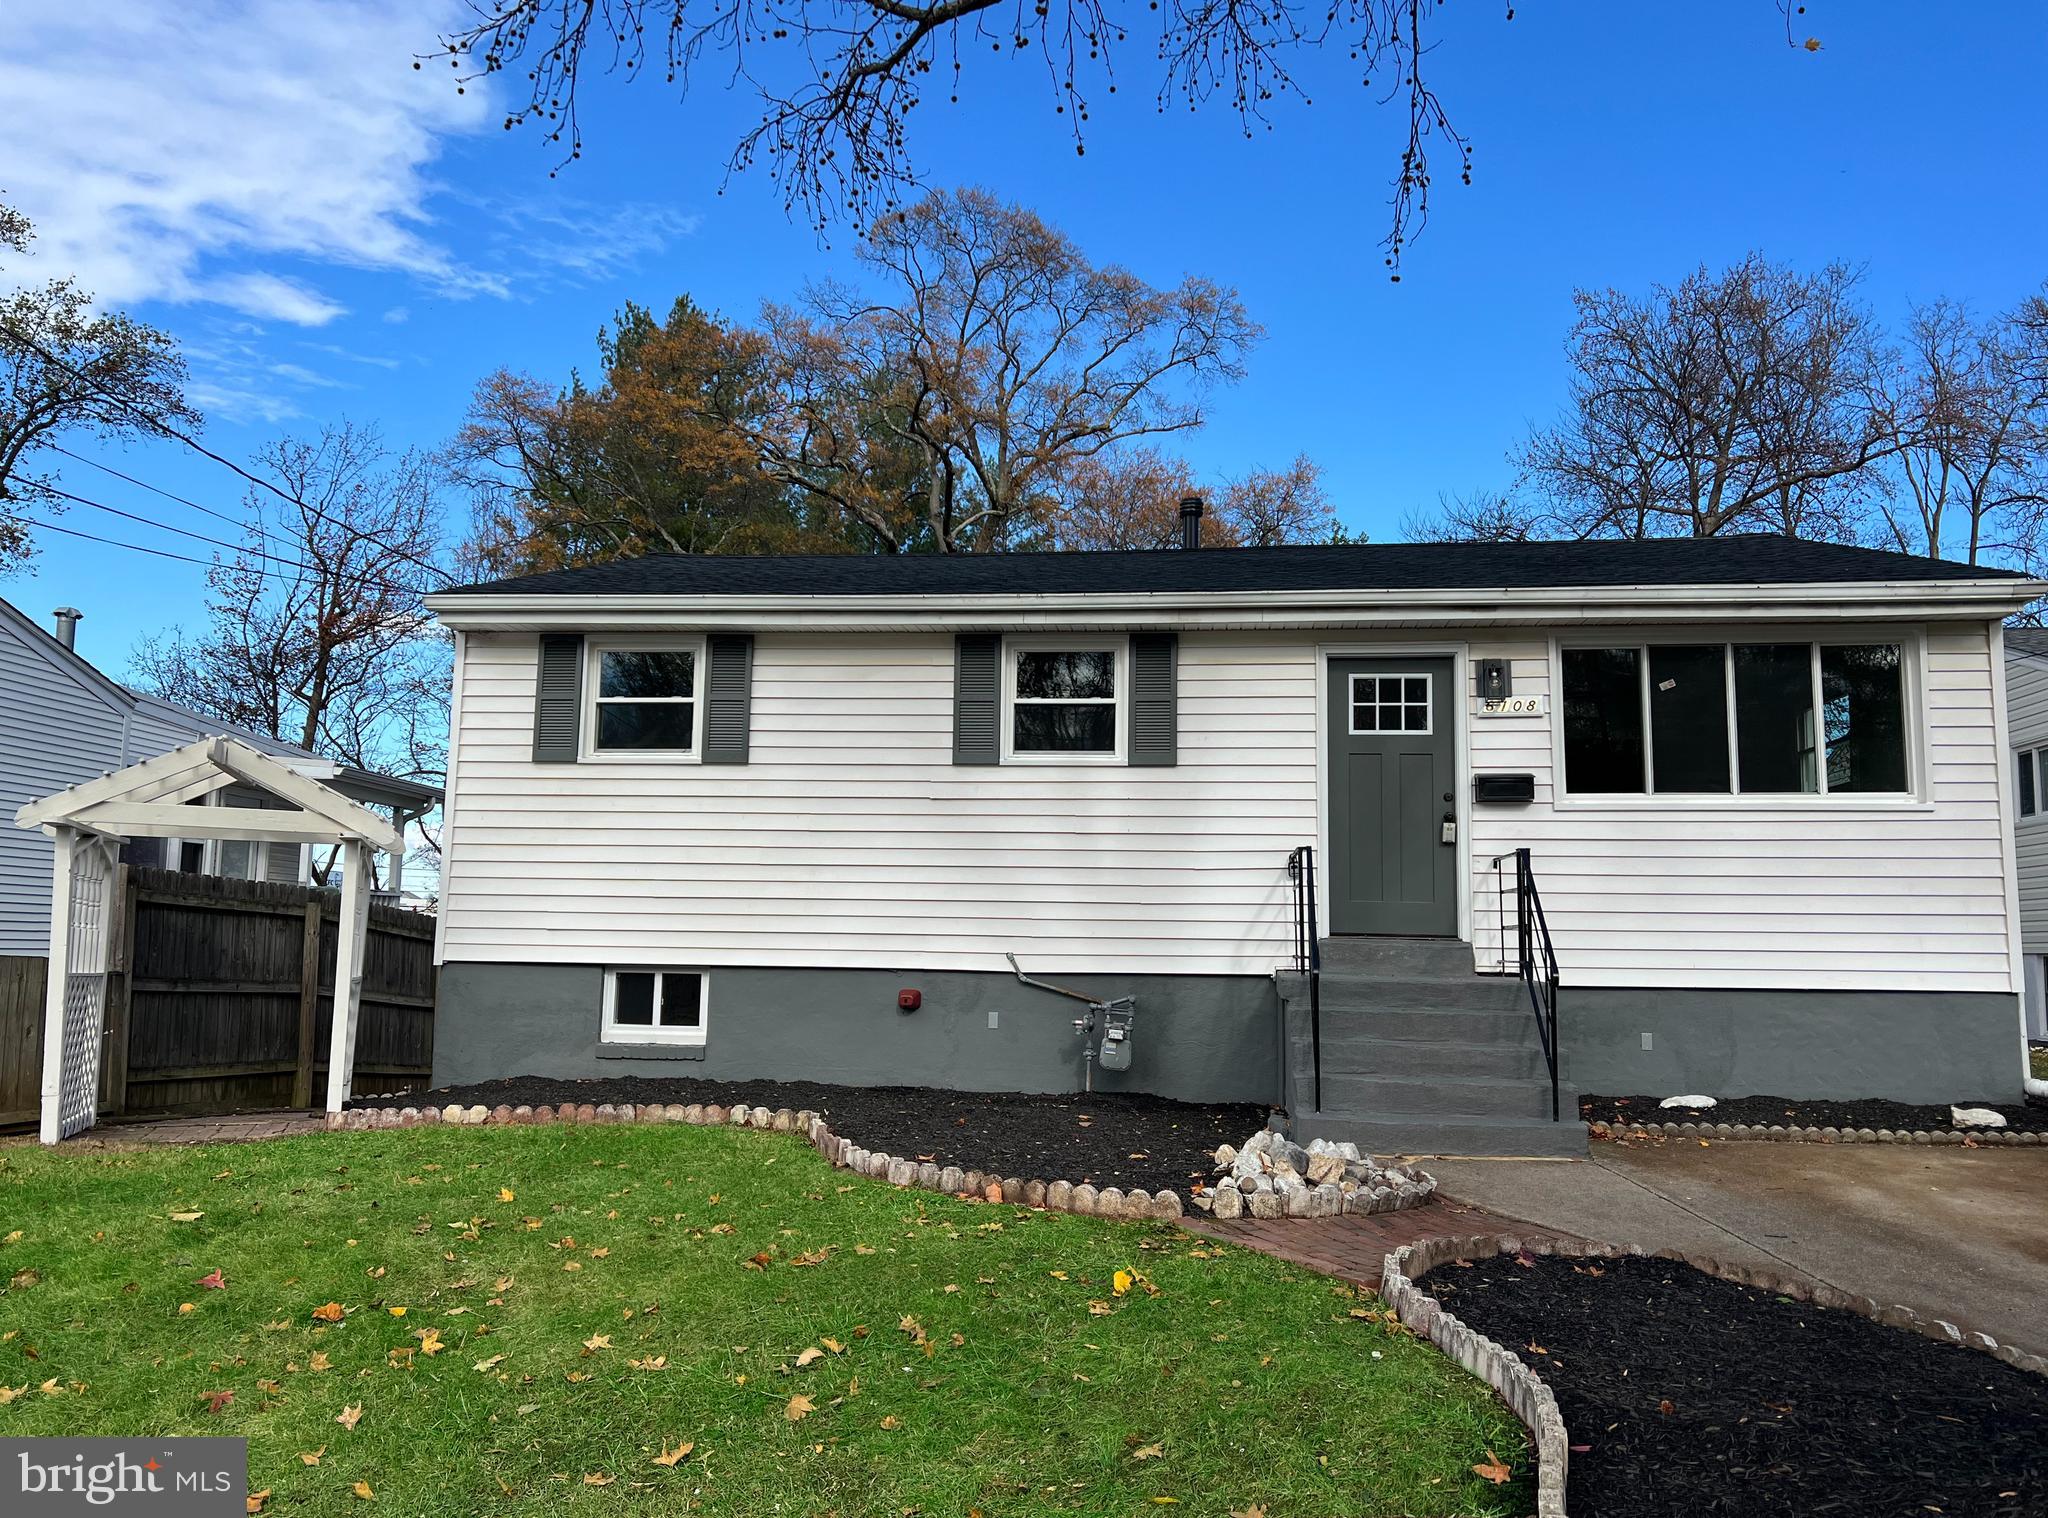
[1190,1130,1436,1220]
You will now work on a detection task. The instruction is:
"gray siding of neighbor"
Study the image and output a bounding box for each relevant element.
[0,615,131,956]
[1561,987,2024,1104]
[434,962,1278,1105]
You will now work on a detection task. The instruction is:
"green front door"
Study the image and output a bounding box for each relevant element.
[1328,657,1458,936]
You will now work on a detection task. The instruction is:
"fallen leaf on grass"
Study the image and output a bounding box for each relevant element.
[312,1303,345,1323]
[878,1415,901,1430]
[336,1404,363,1431]
[1112,1270,1135,1296]
[245,1489,272,1514]
[784,1393,815,1421]
[169,1211,204,1223]
[1472,1451,1512,1485]
[498,1188,516,1202]
[178,1303,196,1316]
[821,1337,846,1354]
[473,1354,507,1373]
[201,1389,234,1414]
[1230,1507,1267,1518]
[299,1448,325,1466]
[414,1328,444,1356]
[652,1441,695,1467]
[795,1346,824,1367]
[197,1268,226,1291]
[628,1356,668,1371]
[351,1480,375,1501]
[582,1473,614,1487]
[1131,1443,1164,1461]
[0,1386,27,1405]
[582,1334,612,1353]
[387,1307,407,1318]
[308,1352,332,1373]
[1087,1301,1114,1317]
[743,1252,773,1272]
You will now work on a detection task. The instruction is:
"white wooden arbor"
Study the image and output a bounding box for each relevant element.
[14,737,405,1142]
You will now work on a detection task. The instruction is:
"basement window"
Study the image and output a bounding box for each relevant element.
[601,969,707,1047]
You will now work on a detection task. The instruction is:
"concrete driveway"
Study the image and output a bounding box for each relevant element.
[1428,1136,2048,1359]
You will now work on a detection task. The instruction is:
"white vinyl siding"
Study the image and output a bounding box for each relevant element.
[1471,626,2013,991]
[440,632,1317,975]
[2005,649,2048,955]
[441,621,2018,993]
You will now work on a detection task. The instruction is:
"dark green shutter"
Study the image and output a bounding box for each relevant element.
[703,634,754,764]
[1129,633,1178,767]
[533,634,584,763]
[953,634,1000,765]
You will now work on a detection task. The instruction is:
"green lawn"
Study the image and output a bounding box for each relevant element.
[2032,1043,2047,1082]
[0,1124,1527,1516]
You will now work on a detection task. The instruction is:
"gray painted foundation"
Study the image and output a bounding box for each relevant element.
[434,962,1281,1105]
[1561,987,2026,1104]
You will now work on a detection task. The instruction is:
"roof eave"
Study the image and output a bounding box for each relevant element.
[426,577,2047,633]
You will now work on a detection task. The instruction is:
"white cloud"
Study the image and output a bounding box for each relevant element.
[0,0,494,324]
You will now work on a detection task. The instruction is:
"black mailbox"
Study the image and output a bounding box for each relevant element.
[1472,772,1536,805]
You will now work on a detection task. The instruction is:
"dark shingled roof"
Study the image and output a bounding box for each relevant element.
[441,534,2029,599]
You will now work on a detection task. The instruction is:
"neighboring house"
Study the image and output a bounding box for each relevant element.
[2002,627,2048,1044]
[0,596,439,957]
[424,528,2039,1153]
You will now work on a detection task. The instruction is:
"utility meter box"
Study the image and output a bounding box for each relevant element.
[1095,997,1137,1071]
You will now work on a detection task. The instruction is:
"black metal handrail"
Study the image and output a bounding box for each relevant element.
[1286,845,1321,1111]
[1494,846,1561,1122]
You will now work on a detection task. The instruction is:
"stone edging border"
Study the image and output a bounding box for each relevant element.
[1378,1234,1570,1518]
[329,1098,1190,1221]
[1378,1230,2048,1518]
[1591,1118,2043,1146]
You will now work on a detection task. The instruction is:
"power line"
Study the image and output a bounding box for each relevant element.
[48,444,248,528]
[21,510,435,597]
[0,317,460,588]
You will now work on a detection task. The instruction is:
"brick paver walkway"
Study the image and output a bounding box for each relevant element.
[1186,1194,1575,1292]
[75,1110,324,1146]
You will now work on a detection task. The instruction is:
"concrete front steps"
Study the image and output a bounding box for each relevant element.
[1285,936,1588,1159]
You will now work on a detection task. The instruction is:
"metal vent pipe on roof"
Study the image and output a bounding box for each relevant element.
[51,607,82,650]
[1178,495,1204,550]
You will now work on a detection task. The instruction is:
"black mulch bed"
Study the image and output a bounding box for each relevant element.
[383,1075,1264,1196]
[1582,1091,2048,1135]
[1418,1252,2048,1518]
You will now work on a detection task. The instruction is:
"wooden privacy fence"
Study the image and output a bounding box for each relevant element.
[0,865,434,1128]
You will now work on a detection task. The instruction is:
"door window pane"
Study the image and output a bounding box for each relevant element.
[1649,645,1730,793]
[1349,674,1431,734]
[1733,644,1817,793]
[2020,750,2037,818]
[1562,648,1645,793]
[1822,644,1907,793]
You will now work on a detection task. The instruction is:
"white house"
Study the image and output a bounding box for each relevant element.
[425,526,2040,1154]
[0,595,438,957]
[2001,628,2048,1046]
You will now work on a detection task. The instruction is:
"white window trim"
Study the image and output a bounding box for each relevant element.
[601,967,709,1046]
[582,636,707,763]
[1549,628,1929,810]
[1347,671,1434,735]
[1000,636,1129,765]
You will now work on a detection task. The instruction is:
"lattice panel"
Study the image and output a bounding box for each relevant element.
[54,841,112,1140]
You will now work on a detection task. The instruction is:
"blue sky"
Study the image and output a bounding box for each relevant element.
[2,0,2045,672]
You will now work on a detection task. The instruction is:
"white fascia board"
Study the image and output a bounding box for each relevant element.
[427,577,2048,633]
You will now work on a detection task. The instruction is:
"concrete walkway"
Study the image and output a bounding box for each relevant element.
[1429,1135,2048,1359]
